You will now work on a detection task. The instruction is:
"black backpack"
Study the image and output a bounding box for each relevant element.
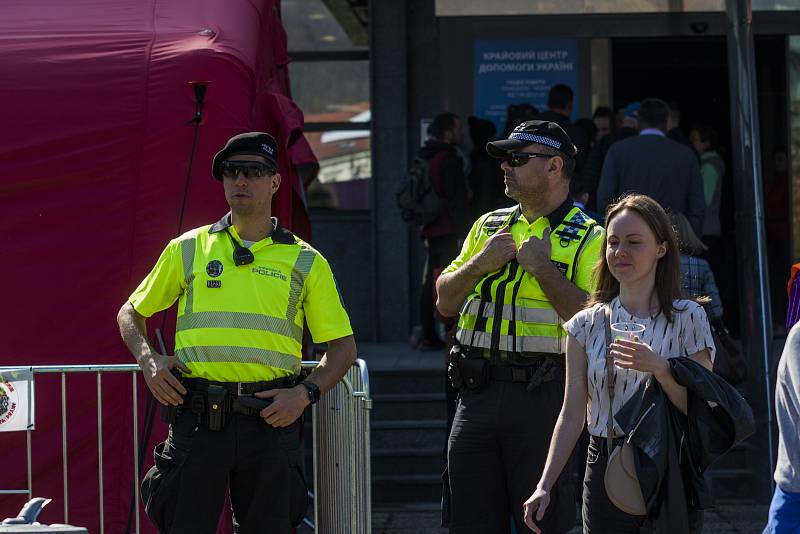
[395,156,443,225]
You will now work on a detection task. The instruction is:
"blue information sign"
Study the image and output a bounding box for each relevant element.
[474,39,578,132]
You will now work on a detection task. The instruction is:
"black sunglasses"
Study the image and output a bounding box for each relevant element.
[221,160,276,179]
[503,152,556,167]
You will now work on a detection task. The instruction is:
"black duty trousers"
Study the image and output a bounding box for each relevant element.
[147,409,306,534]
[446,376,575,534]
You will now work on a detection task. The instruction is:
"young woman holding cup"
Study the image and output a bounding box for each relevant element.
[523,194,715,533]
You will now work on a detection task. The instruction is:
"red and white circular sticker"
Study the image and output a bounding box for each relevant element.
[0,381,19,427]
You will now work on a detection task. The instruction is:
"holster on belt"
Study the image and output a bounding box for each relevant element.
[486,355,564,391]
[526,357,557,392]
[159,369,183,425]
[448,344,489,391]
[176,379,281,431]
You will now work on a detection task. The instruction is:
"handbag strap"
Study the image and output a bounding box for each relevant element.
[604,304,615,456]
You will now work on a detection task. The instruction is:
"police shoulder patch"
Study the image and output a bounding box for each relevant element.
[482,206,518,236]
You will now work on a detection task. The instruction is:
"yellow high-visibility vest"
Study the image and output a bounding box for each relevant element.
[129,213,352,382]
[444,202,604,358]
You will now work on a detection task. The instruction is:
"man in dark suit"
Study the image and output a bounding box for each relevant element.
[597,98,705,234]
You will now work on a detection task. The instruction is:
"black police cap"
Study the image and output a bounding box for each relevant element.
[486,120,578,160]
[212,132,279,180]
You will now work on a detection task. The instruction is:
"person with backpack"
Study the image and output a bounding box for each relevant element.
[412,111,470,350]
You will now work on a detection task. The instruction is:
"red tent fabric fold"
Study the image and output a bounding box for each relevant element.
[0,2,314,532]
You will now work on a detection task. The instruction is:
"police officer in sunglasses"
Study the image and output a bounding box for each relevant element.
[436,120,605,533]
[118,132,356,533]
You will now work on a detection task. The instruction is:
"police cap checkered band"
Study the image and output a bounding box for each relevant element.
[486,120,577,160]
[508,132,562,150]
[212,132,279,180]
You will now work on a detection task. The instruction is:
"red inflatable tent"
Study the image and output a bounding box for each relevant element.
[0,1,316,531]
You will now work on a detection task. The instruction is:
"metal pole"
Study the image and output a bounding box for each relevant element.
[27,368,34,500]
[312,403,319,534]
[26,430,32,500]
[725,0,776,499]
[62,373,69,523]
[349,370,358,532]
[132,372,140,534]
[97,372,104,534]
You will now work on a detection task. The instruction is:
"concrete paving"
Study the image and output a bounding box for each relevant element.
[371,503,770,533]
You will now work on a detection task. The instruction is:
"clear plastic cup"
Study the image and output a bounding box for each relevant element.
[610,322,645,341]
[610,322,645,369]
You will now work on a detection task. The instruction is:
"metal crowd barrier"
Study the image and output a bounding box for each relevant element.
[312,359,372,534]
[0,360,372,533]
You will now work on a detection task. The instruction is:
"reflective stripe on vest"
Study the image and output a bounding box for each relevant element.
[461,299,560,325]
[176,311,303,341]
[176,248,315,344]
[456,205,597,357]
[455,328,562,354]
[181,238,196,314]
[173,232,316,379]
[175,346,301,374]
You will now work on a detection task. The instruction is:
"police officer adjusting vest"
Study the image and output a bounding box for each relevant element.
[455,203,600,358]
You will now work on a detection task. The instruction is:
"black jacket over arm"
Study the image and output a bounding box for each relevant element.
[615,358,755,533]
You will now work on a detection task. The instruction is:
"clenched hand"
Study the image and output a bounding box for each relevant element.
[517,227,553,277]
[255,385,311,427]
[141,353,190,406]
[474,225,517,274]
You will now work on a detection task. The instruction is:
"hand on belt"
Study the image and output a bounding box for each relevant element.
[231,395,273,416]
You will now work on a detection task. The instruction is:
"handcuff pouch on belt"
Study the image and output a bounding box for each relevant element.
[206,385,227,431]
[448,344,489,391]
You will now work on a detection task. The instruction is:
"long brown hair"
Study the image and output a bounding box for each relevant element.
[671,212,707,256]
[588,194,684,321]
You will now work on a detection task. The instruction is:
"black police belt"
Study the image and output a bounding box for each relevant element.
[162,375,300,432]
[183,376,299,414]
[448,344,565,392]
[182,376,299,397]
[489,357,564,383]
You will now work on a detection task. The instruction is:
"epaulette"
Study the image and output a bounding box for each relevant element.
[553,208,594,246]
[481,206,520,236]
